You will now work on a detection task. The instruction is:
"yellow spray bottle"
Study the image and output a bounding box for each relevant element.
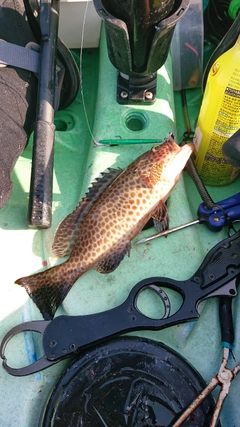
[193,8,240,185]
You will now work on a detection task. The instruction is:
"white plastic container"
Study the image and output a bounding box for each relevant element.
[59,0,101,48]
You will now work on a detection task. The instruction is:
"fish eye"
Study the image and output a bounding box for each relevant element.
[152,145,161,152]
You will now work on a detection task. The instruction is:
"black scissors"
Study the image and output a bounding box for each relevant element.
[1,231,240,376]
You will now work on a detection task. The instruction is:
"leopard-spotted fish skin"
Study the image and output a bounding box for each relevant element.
[15,136,193,319]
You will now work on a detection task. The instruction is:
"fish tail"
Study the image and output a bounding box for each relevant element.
[15,262,84,320]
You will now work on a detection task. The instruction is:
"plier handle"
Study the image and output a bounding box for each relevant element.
[136,192,240,244]
[172,297,240,427]
[197,192,240,231]
[172,347,240,427]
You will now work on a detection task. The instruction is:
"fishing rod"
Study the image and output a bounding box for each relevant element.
[28,0,59,229]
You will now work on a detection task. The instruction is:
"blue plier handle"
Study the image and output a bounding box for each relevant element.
[136,193,240,244]
[198,192,240,231]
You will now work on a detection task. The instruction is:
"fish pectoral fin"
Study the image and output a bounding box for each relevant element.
[151,202,169,232]
[94,242,131,274]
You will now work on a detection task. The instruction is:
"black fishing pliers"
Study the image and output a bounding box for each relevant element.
[1,231,240,378]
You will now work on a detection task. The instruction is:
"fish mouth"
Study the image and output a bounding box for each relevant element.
[165,142,194,181]
[178,142,194,158]
[161,137,194,158]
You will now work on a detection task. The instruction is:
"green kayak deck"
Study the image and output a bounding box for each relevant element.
[0,29,240,426]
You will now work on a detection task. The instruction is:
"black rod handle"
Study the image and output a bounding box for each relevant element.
[28,0,59,228]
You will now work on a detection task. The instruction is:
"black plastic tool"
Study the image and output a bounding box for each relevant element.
[93,0,190,103]
[222,129,240,169]
[1,231,240,376]
[219,296,234,349]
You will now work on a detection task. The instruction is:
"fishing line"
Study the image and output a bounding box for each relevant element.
[79,0,98,145]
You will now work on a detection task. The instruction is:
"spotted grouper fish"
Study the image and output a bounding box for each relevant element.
[16,135,193,319]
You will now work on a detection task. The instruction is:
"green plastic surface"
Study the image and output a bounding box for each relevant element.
[0,29,240,427]
[228,0,240,19]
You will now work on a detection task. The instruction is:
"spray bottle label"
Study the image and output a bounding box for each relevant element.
[194,57,240,185]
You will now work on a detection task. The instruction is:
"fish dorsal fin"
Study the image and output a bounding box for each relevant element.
[52,167,123,257]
